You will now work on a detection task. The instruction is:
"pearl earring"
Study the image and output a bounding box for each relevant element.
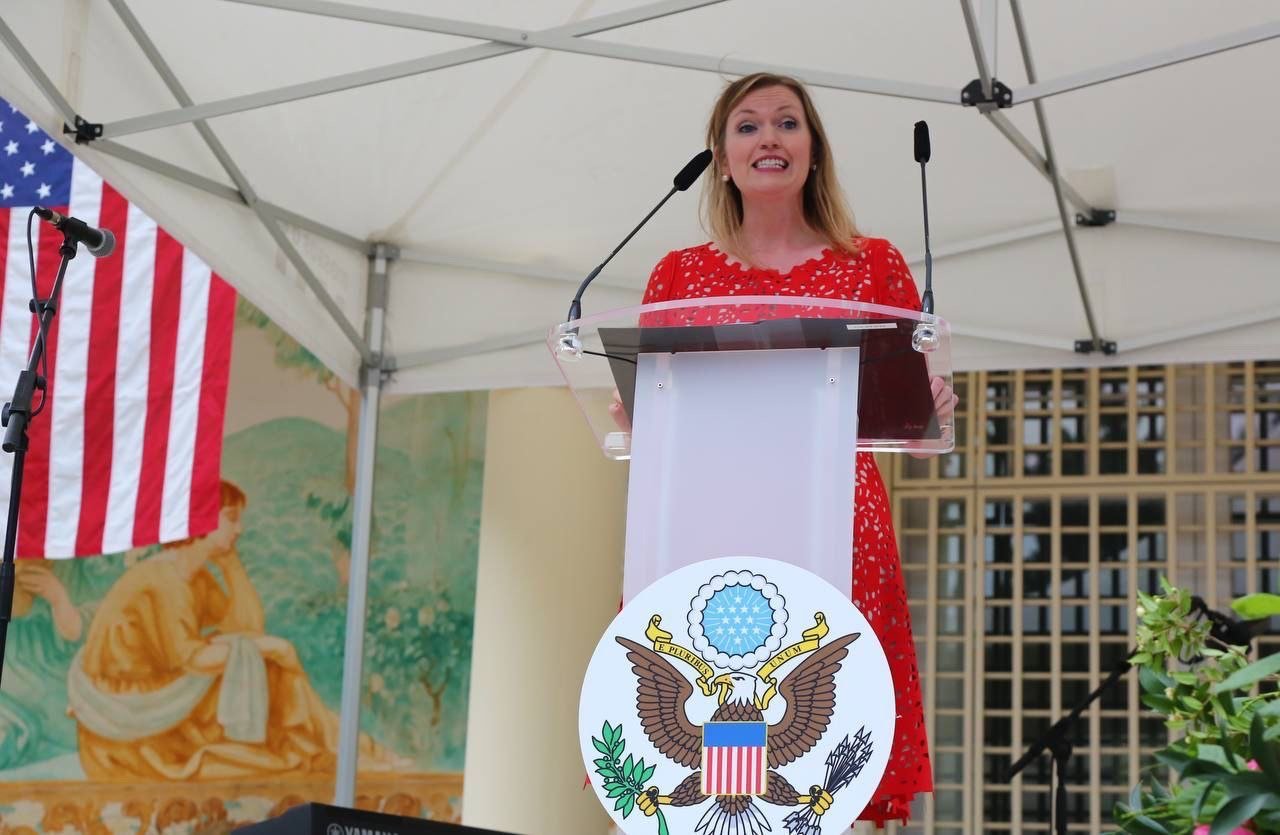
[721,173,730,182]
[811,164,818,171]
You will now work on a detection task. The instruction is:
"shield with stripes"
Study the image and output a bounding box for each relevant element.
[701,721,768,796]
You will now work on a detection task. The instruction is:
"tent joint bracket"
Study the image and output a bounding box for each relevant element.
[1075,209,1116,227]
[961,77,1013,110]
[62,115,103,145]
[1074,339,1118,355]
[358,360,393,388]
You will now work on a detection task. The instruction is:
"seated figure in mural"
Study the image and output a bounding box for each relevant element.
[67,479,405,780]
[0,562,90,771]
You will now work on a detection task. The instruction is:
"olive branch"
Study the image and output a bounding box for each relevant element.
[591,721,669,835]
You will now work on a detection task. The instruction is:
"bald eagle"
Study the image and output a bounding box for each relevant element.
[615,631,858,835]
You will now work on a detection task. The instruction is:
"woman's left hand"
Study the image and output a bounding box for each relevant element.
[908,377,960,459]
[931,375,960,423]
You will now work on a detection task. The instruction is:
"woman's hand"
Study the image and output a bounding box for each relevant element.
[608,388,632,432]
[254,635,302,671]
[16,563,82,641]
[908,376,960,459]
[931,376,960,423]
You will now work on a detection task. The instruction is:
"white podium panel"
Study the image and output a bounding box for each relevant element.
[623,346,860,601]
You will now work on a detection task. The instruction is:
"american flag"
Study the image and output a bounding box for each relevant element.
[0,98,235,558]
[702,721,768,796]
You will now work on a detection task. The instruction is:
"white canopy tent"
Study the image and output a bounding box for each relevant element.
[1,0,1277,806]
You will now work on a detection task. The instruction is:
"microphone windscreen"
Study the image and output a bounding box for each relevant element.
[914,121,931,164]
[673,149,714,191]
[91,229,116,259]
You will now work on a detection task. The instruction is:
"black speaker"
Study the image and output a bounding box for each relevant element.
[232,803,515,835]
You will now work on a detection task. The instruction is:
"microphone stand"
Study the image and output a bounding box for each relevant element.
[1007,653,1133,835]
[0,226,79,688]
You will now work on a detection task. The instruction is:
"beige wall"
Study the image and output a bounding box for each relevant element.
[463,387,628,835]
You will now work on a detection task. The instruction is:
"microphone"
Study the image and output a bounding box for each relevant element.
[564,149,713,325]
[33,208,116,258]
[913,121,933,316]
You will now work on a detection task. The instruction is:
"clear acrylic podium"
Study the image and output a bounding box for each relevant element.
[549,297,953,601]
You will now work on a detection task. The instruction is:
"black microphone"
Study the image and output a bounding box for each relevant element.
[913,121,934,316]
[33,208,116,258]
[565,149,713,323]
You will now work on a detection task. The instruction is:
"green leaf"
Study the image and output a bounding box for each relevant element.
[1129,652,1154,666]
[1171,671,1200,686]
[1182,759,1232,781]
[1154,748,1193,775]
[1122,814,1172,835]
[641,763,656,784]
[1129,782,1143,812]
[1212,652,1280,695]
[1196,744,1235,770]
[1232,593,1280,620]
[1211,792,1270,835]
[1216,771,1273,796]
[605,781,630,799]
[1251,713,1280,783]
[1140,665,1173,695]
[621,794,635,818]
[1191,780,1218,823]
[593,737,611,756]
[622,754,636,785]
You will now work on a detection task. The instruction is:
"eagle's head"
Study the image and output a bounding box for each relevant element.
[712,672,761,708]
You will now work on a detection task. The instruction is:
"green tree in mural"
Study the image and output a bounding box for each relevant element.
[236,299,359,583]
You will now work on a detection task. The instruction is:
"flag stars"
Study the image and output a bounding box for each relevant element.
[20,161,35,177]
[41,139,55,155]
[3,141,16,156]
[36,183,51,199]
[25,119,38,134]
[0,183,13,200]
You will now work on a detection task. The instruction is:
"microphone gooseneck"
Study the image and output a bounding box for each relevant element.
[913,121,934,316]
[566,150,713,324]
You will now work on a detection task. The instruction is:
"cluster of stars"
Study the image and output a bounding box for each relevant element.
[1,109,63,202]
[703,586,772,654]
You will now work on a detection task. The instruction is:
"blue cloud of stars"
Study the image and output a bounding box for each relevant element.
[702,586,772,656]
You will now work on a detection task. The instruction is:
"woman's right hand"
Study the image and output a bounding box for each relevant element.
[608,388,632,432]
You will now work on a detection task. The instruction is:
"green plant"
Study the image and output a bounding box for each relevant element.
[1113,582,1280,834]
[591,722,668,834]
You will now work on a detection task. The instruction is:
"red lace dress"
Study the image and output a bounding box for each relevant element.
[641,237,933,826]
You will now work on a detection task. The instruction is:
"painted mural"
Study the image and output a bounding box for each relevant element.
[0,299,485,832]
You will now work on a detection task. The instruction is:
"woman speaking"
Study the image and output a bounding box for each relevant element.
[638,72,957,827]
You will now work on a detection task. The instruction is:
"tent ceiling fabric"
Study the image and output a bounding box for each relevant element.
[1,0,1277,394]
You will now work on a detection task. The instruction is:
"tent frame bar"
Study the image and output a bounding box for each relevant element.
[105,0,369,360]
[389,218,1080,372]
[0,16,77,125]
[90,139,369,252]
[334,244,392,806]
[219,0,961,106]
[1007,0,1105,353]
[99,0,735,139]
[1017,20,1280,104]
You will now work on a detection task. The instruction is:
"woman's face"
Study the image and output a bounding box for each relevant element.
[208,505,243,552]
[721,85,813,206]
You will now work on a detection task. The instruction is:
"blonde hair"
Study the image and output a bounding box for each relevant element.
[702,73,861,264]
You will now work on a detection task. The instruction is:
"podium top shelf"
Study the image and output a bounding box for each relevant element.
[548,296,954,460]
